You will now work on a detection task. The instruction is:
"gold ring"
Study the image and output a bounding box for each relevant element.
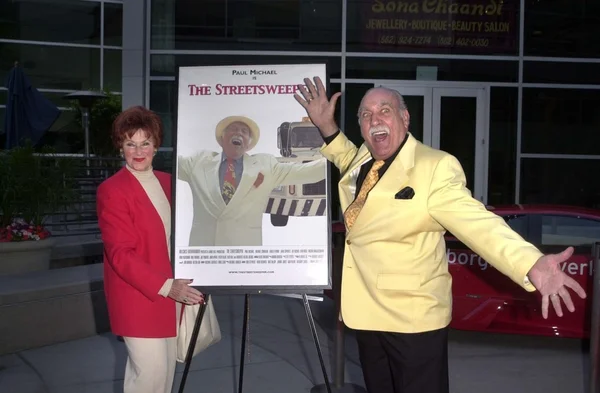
[550,293,558,297]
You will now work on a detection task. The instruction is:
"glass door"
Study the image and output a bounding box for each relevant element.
[380,84,488,202]
[390,87,432,146]
[433,88,487,202]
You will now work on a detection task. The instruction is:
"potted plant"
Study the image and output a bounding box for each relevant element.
[0,143,77,275]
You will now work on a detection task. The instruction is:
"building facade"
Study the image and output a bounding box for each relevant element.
[1,0,599,209]
[0,0,123,151]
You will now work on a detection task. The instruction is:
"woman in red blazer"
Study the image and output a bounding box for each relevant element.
[97,106,203,393]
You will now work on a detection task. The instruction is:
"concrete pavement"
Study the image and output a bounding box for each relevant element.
[0,294,591,393]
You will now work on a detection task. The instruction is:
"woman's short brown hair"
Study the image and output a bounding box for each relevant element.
[111,106,163,149]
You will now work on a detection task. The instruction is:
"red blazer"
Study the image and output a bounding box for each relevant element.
[97,168,176,338]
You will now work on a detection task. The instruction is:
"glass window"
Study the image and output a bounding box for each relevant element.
[3,89,88,114]
[1,106,83,151]
[520,158,600,209]
[439,96,477,192]
[330,83,342,127]
[0,107,5,148]
[104,49,122,92]
[0,0,101,45]
[347,0,519,55]
[403,94,425,143]
[48,109,78,133]
[0,43,100,91]
[150,81,177,148]
[525,0,600,58]
[104,2,124,47]
[503,214,528,238]
[36,110,83,153]
[541,215,600,247]
[327,83,342,221]
[524,62,600,85]
[522,89,600,155]
[150,0,342,51]
[153,150,174,172]
[41,91,77,109]
[1,107,81,152]
[151,54,341,79]
[346,57,518,82]
[342,84,372,147]
[488,87,517,205]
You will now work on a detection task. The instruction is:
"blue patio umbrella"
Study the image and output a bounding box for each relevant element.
[4,63,60,149]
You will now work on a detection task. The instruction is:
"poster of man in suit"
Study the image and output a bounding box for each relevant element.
[174,64,330,290]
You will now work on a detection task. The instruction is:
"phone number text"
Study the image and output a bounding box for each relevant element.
[377,35,490,47]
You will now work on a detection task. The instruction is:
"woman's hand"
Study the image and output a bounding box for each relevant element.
[168,279,204,305]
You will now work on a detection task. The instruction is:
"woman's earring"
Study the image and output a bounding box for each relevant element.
[153,150,157,157]
[120,150,124,158]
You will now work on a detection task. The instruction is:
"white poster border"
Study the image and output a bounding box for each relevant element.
[171,62,334,295]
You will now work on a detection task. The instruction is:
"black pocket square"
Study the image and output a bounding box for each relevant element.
[395,186,415,200]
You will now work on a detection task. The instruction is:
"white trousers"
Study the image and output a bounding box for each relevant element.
[122,303,181,393]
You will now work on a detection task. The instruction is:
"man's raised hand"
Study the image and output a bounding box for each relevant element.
[294,76,341,138]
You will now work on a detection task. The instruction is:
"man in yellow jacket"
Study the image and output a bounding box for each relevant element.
[294,77,587,393]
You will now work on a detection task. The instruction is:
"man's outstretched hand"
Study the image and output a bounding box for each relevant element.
[527,246,587,319]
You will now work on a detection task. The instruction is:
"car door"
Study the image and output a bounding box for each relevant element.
[449,213,535,333]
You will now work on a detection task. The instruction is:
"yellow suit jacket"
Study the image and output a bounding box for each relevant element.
[321,132,543,333]
[178,151,326,246]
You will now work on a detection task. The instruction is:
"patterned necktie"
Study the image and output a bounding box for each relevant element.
[221,158,237,204]
[344,160,385,230]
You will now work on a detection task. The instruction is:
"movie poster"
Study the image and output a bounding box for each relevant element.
[174,64,330,291]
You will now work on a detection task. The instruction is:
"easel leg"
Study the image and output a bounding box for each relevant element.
[238,294,250,393]
[302,294,332,393]
[177,294,210,393]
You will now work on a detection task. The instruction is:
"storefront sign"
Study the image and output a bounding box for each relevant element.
[361,0,518,54]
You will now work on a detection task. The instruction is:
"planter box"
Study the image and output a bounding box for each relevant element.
[0,238,56,275]
[0,263,109,355]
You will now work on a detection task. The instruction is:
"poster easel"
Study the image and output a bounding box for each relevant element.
[172,63,334,393]
[177,293,331,393]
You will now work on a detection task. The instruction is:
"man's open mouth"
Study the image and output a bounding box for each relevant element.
[231,136,243,146]
[370,127,390,143]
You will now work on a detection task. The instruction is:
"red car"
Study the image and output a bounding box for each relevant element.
[331,204,600,338]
